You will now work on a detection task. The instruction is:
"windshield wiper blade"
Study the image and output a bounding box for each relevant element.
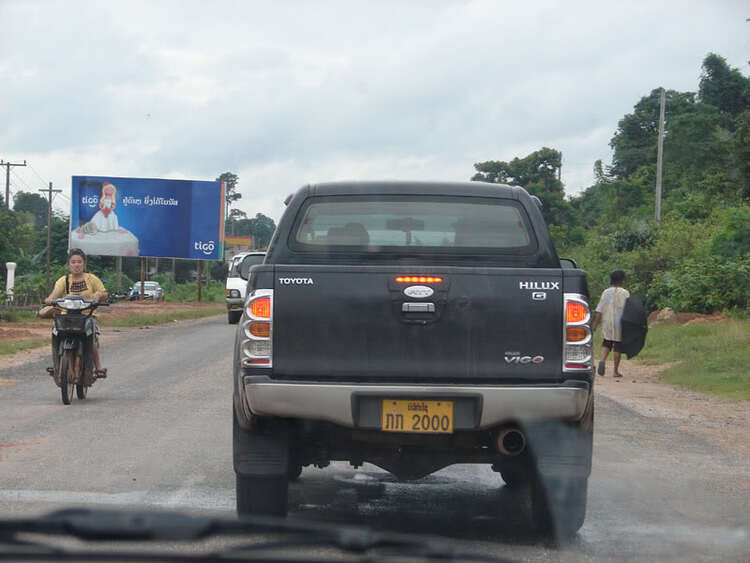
[0,508,513,562]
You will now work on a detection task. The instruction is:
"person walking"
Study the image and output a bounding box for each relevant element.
[592,269,629,378]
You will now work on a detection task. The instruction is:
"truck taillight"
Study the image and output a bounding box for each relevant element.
[563,294,592,372]
[566,301,588,324]
[242,290,273,368]
[248,296,271,319]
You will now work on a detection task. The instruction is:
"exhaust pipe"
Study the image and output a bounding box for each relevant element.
[497,427,526,456]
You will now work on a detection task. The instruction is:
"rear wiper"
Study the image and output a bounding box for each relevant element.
[0,508,514,562]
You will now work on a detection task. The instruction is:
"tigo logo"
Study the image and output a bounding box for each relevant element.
[194,240,215,255]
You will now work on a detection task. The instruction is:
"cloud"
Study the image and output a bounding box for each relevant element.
[2,0,749,225]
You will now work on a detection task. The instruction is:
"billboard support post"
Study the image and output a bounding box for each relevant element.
[116,257,122,294]
[139,258,145,301]
[197,260,202,302]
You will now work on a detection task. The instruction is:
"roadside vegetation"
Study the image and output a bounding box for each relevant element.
[474,53,750,313]
[635,319,750,400]
[0,338,49,356]
[104,305,225,327]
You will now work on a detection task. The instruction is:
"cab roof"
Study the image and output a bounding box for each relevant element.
[300,180,522,199]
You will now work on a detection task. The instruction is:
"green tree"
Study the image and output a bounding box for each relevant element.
[731,109,750,200]
[217,172,241,208]
[0,208,35,274]
[247,213,276,248]
[609,89,697,179]
[226,208,247,235]
[472,147,570,226]
[13,191,48,229]
[217,171,242,235]
[699,53,750,117]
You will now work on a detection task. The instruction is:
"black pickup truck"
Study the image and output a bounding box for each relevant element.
[232,181,594,537]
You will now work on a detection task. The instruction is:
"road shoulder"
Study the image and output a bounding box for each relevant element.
[595,358,750,460]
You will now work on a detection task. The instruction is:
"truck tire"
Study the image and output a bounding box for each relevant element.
[500,468,528,489]
[236,474,288,517]
[233,410,289,517]
[228,310,242,324]
[288,461,303,481]
[532,476,588,538]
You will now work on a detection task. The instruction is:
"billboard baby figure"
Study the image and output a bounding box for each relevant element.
[73,182,140,256]
[91,181,119,231]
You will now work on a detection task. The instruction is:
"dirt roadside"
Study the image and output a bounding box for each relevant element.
[596,358,750,460]
[0,301,224,372]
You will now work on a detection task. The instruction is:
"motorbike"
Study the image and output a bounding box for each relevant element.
[45,295,108,405]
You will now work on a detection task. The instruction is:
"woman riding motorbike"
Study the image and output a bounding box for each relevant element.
[44,249,108,378]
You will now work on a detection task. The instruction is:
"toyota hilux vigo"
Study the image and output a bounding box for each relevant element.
[232,181,594,537]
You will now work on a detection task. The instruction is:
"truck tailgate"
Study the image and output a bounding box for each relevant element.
[272,265,564,382]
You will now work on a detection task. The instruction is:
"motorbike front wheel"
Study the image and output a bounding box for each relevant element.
[60,350,77,405]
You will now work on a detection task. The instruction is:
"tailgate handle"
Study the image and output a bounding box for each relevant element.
[402,302,435,313]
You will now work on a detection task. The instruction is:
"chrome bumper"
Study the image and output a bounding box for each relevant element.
[243,379,590,429]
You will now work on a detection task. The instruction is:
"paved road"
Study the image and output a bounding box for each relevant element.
[1,317,748,561]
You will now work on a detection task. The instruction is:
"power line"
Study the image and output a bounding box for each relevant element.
[10,168,34,191]
[27,163,49,186]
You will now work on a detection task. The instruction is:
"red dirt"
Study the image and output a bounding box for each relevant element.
[647,309,727,325]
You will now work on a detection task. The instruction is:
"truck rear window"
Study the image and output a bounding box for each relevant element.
[292,196,536,253]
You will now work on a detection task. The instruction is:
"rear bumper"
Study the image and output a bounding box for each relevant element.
[242,377,590,429]
[226,298,244,310]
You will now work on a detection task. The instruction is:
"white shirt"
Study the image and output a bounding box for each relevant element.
[595,286,630,342]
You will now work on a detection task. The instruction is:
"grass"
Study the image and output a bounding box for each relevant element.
[104,305,225,327]
[634,319,750,400]
[0,338,49,356]
[0,310,45,323]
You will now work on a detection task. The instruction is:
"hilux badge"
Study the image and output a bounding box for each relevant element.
[404,285,434,299]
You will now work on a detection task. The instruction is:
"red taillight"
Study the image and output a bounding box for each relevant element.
[566,301,588,324]
[395,276,443,283]
[249,296,271,319]
[248,358,270,365]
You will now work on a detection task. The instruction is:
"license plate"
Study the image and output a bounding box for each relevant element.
[381,399,454,434]
[230,305,242,310]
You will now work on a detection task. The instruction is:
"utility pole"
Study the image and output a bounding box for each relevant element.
[655,87,666,224]
[39,182,62,293]
[1,159,27,209]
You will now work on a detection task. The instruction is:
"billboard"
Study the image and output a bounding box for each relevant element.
[69,176,225,260]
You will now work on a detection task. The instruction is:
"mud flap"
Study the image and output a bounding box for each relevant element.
[232,412,290,477]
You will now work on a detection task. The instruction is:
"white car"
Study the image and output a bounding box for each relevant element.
[129,281,164,301]
[225,251,266,324]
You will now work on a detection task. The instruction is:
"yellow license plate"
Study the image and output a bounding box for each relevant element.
[381,399,454,434]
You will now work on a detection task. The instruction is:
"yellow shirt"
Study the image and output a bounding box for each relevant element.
[52,273,106,314]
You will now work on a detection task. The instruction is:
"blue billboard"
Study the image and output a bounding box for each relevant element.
[69,176,225,260]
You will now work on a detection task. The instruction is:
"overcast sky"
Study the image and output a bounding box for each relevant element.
[2,0,748,221]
